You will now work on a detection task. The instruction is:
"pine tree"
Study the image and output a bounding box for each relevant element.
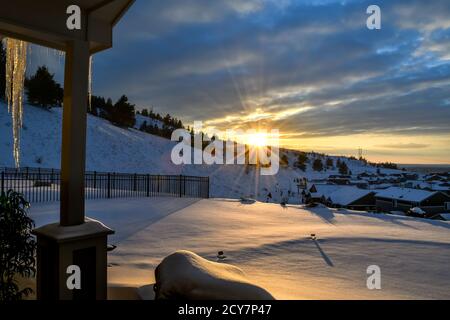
[141,108,149,117]
[25,66,63,108]
[110,95,136,128]
[280,154,289,167]
[313,159,324,172]
[295,152,308,171]
[326,157,334,168]
[90,95,105,115]
[339,161,349,175]
[140,120,148,131]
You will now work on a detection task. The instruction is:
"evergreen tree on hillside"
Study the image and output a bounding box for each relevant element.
[339,161,349,175]
[326,158,334,168]
[140,120,148,131]
[110,95,136,128]
[141,108,149,117]
[91,95,107,115]
[93,94,118,123]
[25,66,63,108]
[0,42,5,100]
[313,159,324,172]
[280,154,289,167]
[294,152,308,171]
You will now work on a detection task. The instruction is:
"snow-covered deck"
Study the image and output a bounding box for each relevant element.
[30,198,450,300]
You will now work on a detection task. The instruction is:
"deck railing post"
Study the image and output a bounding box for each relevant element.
[1,171,4,196]
[157,175,160,194]
[1,166,207,201]
[107,173,111,199]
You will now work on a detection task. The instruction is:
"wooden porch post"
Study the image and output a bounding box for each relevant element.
[60,39,90,226]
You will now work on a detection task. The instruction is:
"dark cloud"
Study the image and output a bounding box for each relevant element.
[88,0,450,140]
[376,143,430,149]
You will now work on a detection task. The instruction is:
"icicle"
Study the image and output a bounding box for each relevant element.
[88,55,93,111]
[57,49,65,65]
[4,38,28,168]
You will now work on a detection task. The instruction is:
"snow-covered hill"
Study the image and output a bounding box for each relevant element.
[0,102,400,200]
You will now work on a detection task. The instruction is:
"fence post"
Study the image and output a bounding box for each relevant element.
[112,172,116,189]
[1,167,208,201]
[107,173,111,199]
[1,171,4,196]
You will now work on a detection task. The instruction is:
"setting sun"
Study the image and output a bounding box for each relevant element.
[245,132,269,147]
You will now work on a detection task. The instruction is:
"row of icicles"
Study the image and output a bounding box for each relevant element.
[5,38,27,168]
[3,38,93,168]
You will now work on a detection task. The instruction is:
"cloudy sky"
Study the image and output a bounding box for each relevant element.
[33,0,450,164]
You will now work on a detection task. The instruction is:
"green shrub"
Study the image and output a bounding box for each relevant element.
[0,190,36,301]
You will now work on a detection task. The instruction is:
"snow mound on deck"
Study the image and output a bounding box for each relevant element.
[154,250,274,300]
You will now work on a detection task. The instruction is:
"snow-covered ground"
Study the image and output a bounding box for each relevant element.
[0,103,403,202]
[29,197,450,300]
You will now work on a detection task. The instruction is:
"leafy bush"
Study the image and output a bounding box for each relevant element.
[0,190,36,301]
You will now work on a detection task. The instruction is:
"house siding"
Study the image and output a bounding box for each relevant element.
[376,193,450,214]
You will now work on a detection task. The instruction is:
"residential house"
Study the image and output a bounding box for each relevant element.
[308,184,376,211]
[325,188,376,211]
[375,187,450,216]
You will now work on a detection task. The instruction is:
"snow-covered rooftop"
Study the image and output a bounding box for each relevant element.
[310,184,341,197]
[375,187,438,202]
[310,184,373,205]
[327,188,373,206]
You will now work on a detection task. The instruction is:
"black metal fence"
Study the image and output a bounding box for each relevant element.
[0,167,209,203]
